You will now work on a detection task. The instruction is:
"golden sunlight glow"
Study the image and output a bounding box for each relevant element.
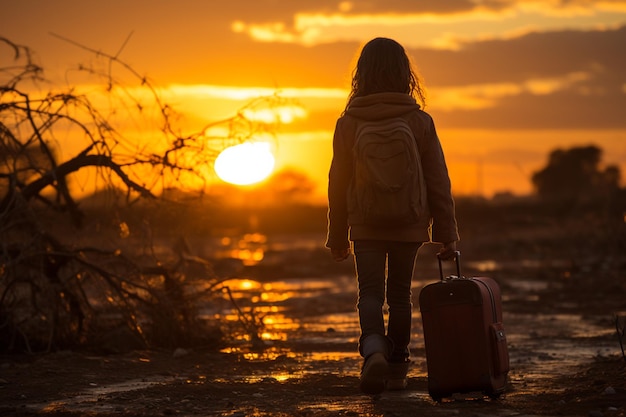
[338,1,353,13]
[242,105,307,124]
[167,84,346,101]
[219,279,262,293]
[214,142,275,185]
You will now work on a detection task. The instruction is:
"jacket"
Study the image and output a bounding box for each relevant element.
[325,92,459,249]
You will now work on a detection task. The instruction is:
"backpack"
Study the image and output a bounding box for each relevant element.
[348,117,427,226]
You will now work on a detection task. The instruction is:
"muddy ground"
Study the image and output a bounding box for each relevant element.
[1,215,625,417]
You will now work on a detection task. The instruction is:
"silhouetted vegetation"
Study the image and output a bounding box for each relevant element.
[0,37,290,353]
[531,145,623,216]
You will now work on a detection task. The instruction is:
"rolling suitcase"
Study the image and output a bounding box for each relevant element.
[418,251,509,401]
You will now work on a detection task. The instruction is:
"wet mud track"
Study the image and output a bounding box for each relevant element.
[1,249,625,417]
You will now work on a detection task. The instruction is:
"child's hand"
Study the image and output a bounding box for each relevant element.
[437,241,457,260]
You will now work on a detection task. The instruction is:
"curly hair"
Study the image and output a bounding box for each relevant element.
[346,37,426,109]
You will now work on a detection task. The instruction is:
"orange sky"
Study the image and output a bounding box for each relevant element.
[3,0,626,202]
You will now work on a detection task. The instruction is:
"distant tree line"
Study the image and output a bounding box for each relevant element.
[531,144,624,216]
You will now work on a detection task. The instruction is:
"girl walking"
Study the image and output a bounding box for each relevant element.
[326,37,459,395]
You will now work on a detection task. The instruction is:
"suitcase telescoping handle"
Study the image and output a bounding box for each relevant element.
[437,250,462,281]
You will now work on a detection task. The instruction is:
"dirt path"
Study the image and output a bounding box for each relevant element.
[1,239,625,417]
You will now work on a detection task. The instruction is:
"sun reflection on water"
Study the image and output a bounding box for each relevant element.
[216,233,268,266]
[206,274,360,362]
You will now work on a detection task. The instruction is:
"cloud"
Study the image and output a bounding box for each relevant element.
[231,0,626,49]
[408,25,626,128]
[215,21,626,129]
[4,0,625,131]
[428,71,592,111]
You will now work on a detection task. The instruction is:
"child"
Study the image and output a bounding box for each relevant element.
[326,37,459,395]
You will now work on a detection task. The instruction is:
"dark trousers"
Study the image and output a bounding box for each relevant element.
[353,240,422,362]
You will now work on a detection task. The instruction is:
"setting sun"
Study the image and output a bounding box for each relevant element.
[214,142,275,185]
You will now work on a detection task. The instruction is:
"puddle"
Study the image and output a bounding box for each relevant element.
[83,377,175,396]
[207,268,620,360]
[506,279,550,292]
[27,376,178,413]
[196,270,623,409]
[16,255,623,416]
[467,258,573,272]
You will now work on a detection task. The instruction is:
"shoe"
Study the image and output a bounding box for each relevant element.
[386,361,410,391]
[359,352,388,395]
